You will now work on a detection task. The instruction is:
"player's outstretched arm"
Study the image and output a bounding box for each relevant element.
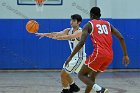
[111,24,130,66]
[50,28,69,37]
[35,28,69,39]
[52,31,82,40]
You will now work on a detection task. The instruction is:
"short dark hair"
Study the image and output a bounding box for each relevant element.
[71,14,82,22]
[90,7,101,17]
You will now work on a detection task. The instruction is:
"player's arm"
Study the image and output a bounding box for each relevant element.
[65,23,91,66]
[50,28,69,37]
[35,28,69,39]
[52,30,82,40]
[111,24,130,66]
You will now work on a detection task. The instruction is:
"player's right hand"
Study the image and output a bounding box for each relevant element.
[122,56,130,67]
[35,33,45,39]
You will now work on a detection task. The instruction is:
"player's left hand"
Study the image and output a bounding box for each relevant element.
[122,55,130,67]
[65,56,72,67]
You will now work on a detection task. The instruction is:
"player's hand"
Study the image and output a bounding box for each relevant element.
[122,56,130,67]
[65,56,72,67]
[35,33,45,39]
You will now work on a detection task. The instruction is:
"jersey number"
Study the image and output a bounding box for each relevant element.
[96,24,108,34]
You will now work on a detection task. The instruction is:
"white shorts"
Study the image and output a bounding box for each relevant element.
[63,57,86,74]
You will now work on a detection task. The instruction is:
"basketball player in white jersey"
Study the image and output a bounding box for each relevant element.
[35,14,86,93]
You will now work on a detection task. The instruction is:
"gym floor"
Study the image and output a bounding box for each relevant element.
[0,71,139,93]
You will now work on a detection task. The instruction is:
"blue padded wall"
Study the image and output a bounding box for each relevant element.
[0,19,139,69]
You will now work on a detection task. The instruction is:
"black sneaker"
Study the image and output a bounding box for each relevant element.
[69,83,80,92]
[96,87,109,93]
[61,89,72,93]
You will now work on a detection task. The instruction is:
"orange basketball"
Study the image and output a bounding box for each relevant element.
[26,20,39,33]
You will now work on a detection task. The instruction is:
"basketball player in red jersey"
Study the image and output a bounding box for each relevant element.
[65,7,130,93]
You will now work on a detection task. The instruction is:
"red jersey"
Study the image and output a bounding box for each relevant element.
[89,20,113,58]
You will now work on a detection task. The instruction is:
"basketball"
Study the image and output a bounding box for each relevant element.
[26,20,39,33]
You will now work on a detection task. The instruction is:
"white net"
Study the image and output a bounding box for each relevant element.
[35,0,45,12]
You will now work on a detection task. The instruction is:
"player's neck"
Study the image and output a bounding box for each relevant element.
[92,17,100,20]
[73,26,79,32]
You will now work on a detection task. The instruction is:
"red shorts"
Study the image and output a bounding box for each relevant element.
[85,52,113,72]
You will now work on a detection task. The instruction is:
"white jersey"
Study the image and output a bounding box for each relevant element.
[68,27,86,58]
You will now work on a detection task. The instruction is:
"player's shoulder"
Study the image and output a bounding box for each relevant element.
[63,28,72,32]
[78,27,82,31]
[65,28,71,31]
[101,19,110,24]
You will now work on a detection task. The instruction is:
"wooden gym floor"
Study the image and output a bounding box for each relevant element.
[0,70,139,93]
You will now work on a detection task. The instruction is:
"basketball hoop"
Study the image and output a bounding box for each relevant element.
[35,0,45,12]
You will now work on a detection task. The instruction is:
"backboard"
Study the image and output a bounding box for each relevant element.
[17,0,63,5]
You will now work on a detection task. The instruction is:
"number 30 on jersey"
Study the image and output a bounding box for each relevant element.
[96,24,109,34]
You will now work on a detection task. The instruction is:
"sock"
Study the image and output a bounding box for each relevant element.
[63,87,69,89]
[70,81,75,85]
[92,84,102,91]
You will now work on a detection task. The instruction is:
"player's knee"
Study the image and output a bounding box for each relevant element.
[61,70,69,78]
[78,72,83,80]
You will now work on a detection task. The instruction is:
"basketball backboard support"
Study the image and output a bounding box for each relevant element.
[17,0,63,5]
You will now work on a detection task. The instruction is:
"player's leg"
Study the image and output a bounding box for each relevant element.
[78,64,105,93]
[60,69,74,93]
[69,57,86,92]
[95,58,113,93]
[85,71,100,93]
[61,58,81,93]
[61,69,80,88]
[78,64,97,87]
[61,69,73,87]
